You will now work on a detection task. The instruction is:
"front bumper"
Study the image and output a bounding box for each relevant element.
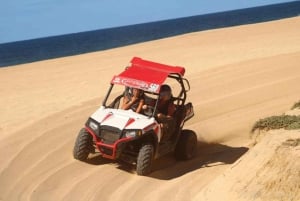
[85,126,133,160]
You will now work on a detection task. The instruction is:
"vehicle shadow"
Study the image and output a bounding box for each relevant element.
[148,141,249,180]
[83,141,249,179]
[85,153,113,165]
[86,152,138,174]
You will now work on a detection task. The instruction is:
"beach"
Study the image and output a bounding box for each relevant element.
[0,16,300,201]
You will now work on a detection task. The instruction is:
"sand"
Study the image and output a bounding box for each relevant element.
[0,17,300,201]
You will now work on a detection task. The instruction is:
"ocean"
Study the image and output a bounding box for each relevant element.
[0,1,300,67]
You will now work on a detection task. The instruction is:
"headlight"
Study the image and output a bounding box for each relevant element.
[124,130,142,138]
[89,121,98,131]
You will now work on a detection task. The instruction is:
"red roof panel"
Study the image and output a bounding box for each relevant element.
[111,57,185,93]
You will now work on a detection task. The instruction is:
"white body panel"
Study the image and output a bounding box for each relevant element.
[90,106,162,141]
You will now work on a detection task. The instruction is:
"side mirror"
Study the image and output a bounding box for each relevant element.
[183,78,191,92]
[184,102,194,122]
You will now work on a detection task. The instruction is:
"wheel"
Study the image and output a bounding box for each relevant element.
[136,144,154,176]
[175,129,197,160]
[73,128,93,161]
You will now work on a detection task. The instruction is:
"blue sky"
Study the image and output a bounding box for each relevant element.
[0,0,295,43]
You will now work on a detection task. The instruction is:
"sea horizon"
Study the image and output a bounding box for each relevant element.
[1,1,300,67]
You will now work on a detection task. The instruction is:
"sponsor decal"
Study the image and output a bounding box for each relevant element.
[149,83,160,92]
[112,76,159,92]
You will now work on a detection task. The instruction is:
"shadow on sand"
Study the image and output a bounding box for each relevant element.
[149,141,248,180]
[85,152,138,174]
[84,141,249,179]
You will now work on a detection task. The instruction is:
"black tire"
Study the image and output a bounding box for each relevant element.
[136,144,154,176]
[73,128,93,161]
[175,129,197,160]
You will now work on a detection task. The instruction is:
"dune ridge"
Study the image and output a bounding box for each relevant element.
[194,129,300,201]
[0,17,300,201]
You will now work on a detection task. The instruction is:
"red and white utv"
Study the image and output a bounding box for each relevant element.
[73,57,197,175]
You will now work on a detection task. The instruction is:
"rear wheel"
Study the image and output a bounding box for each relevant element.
[175,129,197,160]
[73,128,93,161]
[136,144,154,176]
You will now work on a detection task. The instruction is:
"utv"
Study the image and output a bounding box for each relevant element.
[73,57,197,175]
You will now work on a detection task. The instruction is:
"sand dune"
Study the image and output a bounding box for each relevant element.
[0,17,300,201]
[194,129,300,201]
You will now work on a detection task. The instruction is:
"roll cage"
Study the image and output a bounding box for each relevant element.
[102,57,191,116]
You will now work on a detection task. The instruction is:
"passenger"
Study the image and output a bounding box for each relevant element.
[121,88,145,113]
[156,85,176,120]
[156,85,176,140]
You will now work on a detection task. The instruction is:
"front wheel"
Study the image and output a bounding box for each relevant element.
[136,144,154,176]
[73,128,93,161]
[175,129,197,160]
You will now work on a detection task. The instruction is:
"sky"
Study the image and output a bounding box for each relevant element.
[0,0,296,43]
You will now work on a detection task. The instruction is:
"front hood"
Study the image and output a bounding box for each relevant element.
[90,106,155,130]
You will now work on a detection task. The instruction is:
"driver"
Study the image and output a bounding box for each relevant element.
[121,88,145,113]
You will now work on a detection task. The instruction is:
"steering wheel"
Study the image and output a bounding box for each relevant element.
[143,105,155,116]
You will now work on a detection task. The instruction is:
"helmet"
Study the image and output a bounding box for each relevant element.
[160,84,171,92]
[160,84,172,99]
